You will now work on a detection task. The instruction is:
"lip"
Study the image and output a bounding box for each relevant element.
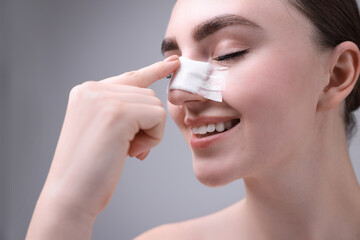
[186,116,240,149]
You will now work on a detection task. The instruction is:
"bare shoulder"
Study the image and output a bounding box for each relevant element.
[134,200,244,240]
[133,220,202,240]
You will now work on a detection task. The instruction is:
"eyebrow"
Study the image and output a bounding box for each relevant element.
[161,14,262,55]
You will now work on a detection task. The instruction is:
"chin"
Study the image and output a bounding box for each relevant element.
[192,157,239,188]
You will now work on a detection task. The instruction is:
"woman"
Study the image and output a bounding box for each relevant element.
[27,0,360,239]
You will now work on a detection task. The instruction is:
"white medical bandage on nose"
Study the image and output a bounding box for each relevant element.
[168,57,227,102]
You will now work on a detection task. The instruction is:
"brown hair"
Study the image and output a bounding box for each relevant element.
[288,0,360,139]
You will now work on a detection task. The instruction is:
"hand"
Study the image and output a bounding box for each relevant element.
[26,56,180,239]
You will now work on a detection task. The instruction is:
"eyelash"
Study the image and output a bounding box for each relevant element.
[214,49,249,62]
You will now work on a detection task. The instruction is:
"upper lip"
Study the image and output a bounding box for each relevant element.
[185,116,240,127]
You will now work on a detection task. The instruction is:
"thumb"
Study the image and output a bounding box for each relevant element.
[128,131,159,158]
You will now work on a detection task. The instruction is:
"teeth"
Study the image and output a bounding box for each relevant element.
[191,120,238,135]
[199,125,207,134]
[225,121,232,130]
[207,123,216,133]
[192,127,199,134]
[215,122,225,132]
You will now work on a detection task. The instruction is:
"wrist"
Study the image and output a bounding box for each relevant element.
[27,188,96,239]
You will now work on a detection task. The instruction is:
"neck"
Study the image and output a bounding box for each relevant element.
[242,113,360,240]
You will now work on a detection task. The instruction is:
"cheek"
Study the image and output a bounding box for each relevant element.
[226,47,321,115]
[223,49,322,158]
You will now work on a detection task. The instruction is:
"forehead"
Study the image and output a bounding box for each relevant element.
[165,0,313,39]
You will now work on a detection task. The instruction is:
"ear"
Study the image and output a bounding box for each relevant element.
[317,41,360,111]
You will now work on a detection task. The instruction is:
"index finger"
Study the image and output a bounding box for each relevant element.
[102,55,180,88]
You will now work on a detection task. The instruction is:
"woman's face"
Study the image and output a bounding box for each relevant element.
[165,0,330,186]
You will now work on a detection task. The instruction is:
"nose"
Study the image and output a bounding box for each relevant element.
[167,89,208,106]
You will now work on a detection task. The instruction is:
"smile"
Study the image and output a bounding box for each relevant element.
[191,119,240,138]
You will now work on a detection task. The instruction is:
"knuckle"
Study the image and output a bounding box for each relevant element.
[69,81,102,104]
[80,81,98,91]
[153,97,163,106]
[69,84,81,98]
[154,66,163,80]
[156,106,167,121]
[73,81,96,95]
[146,88,156,97]
[154,107,167,140]
[122,70,143,86]
[123,71,137,79]
[69,84,85,102]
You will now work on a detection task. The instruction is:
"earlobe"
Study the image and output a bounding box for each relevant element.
[317,41,360,111]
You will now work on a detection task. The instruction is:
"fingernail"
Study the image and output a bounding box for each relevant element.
[163,55,179,62]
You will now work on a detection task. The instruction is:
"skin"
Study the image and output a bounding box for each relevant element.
[27,0,360,239]
[142,0,360,239]
[26,56,180,239]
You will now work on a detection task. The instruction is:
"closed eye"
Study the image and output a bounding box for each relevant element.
[214,49,249,62]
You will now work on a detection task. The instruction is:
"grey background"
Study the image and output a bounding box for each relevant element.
[1,1,359,239]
